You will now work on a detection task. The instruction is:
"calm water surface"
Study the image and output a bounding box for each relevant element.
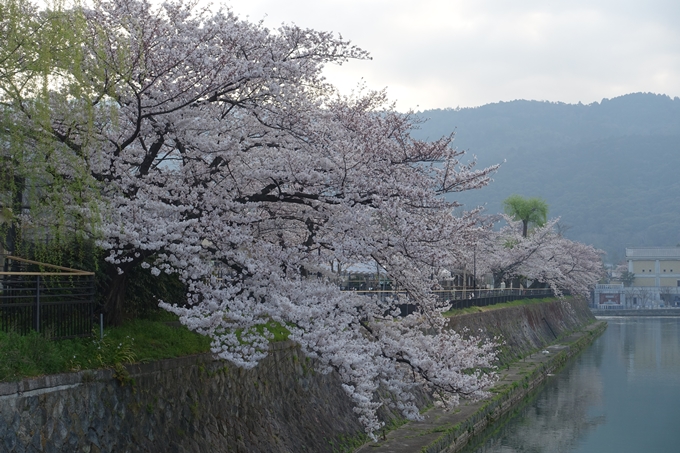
[463,317,680,453]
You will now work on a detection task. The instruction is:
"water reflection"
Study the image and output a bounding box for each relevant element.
[616,318,680,383]
[463,318,680,453]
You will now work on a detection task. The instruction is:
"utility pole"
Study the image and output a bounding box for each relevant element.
[473,245,477,293]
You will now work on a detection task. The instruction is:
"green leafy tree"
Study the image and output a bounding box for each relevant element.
[0,0,95,259]
[502,195,548,237]
[620,270,636,287]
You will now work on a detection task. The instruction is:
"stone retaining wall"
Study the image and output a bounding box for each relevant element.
[446,297,595,363]
[0,342,368,453]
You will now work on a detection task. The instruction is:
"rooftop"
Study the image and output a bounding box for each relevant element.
[626,247,680,259]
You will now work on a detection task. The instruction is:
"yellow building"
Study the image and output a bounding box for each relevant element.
[593,248,680,309]
[626,247,680,288]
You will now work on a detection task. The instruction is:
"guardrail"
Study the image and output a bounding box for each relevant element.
[596,304,624,310]
[0,256,95,339]
[342,287,555,316]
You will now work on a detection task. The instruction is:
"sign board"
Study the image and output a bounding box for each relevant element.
[599,293,621,304]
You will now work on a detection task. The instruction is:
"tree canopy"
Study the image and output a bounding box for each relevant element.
[1,0,96,257]
[503,195,548,237]
[476,216,603,294]
[1,0,502,435]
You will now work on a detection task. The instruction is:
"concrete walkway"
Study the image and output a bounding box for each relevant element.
[355,321,607,453]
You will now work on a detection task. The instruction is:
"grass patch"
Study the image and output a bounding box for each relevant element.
[0,317,212,382]
[327,433,370,453]
[0,329,69,381]
[0,314,294,383]
[443,297,571,317]
[101,318,212,363]
[248,321,291,343]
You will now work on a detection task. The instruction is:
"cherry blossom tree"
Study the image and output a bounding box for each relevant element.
[3,0,501,436]
[477,215,603,296]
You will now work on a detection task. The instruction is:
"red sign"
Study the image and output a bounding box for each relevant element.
[599,293,620,304]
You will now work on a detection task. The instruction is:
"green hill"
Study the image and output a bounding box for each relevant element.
[413,93,680,262]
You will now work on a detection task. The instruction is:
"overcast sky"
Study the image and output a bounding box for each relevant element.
[224,0,680,111]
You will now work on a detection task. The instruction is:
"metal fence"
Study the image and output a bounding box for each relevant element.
[0,256,95,339]
[343,287,555,316]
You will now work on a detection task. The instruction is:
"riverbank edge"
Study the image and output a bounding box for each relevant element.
[355,319,607,453]
[591,309,680,317]
[429,321,606,453]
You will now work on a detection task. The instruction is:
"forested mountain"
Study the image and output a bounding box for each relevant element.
[413,93,680,263]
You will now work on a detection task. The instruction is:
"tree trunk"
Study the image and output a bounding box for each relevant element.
[528,279,547,289]
[493,271,503,288]
[4,176,25,255]
[102,265,131,326]
[100,251,155,325]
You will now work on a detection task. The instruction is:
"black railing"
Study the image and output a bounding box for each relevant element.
[1,256,95,339]
[441,288,555,310]
[343,288,555,316]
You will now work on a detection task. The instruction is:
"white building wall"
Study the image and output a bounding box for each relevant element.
[593,284,680,309]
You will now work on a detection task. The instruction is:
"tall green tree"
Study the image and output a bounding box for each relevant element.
[502,195,548,237]
[620,270,636,287]
[0,0,96,259]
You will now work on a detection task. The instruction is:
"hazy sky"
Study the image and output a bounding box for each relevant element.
[224,0,680,111]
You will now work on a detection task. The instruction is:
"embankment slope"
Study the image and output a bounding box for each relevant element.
[0,297,596,452]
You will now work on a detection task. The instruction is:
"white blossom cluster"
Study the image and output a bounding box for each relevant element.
[476,216,604,296]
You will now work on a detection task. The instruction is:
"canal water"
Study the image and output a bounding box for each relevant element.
[462,317,680,453]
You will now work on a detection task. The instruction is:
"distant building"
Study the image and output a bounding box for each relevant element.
[593,247,680,309]
[625,247,680,287]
